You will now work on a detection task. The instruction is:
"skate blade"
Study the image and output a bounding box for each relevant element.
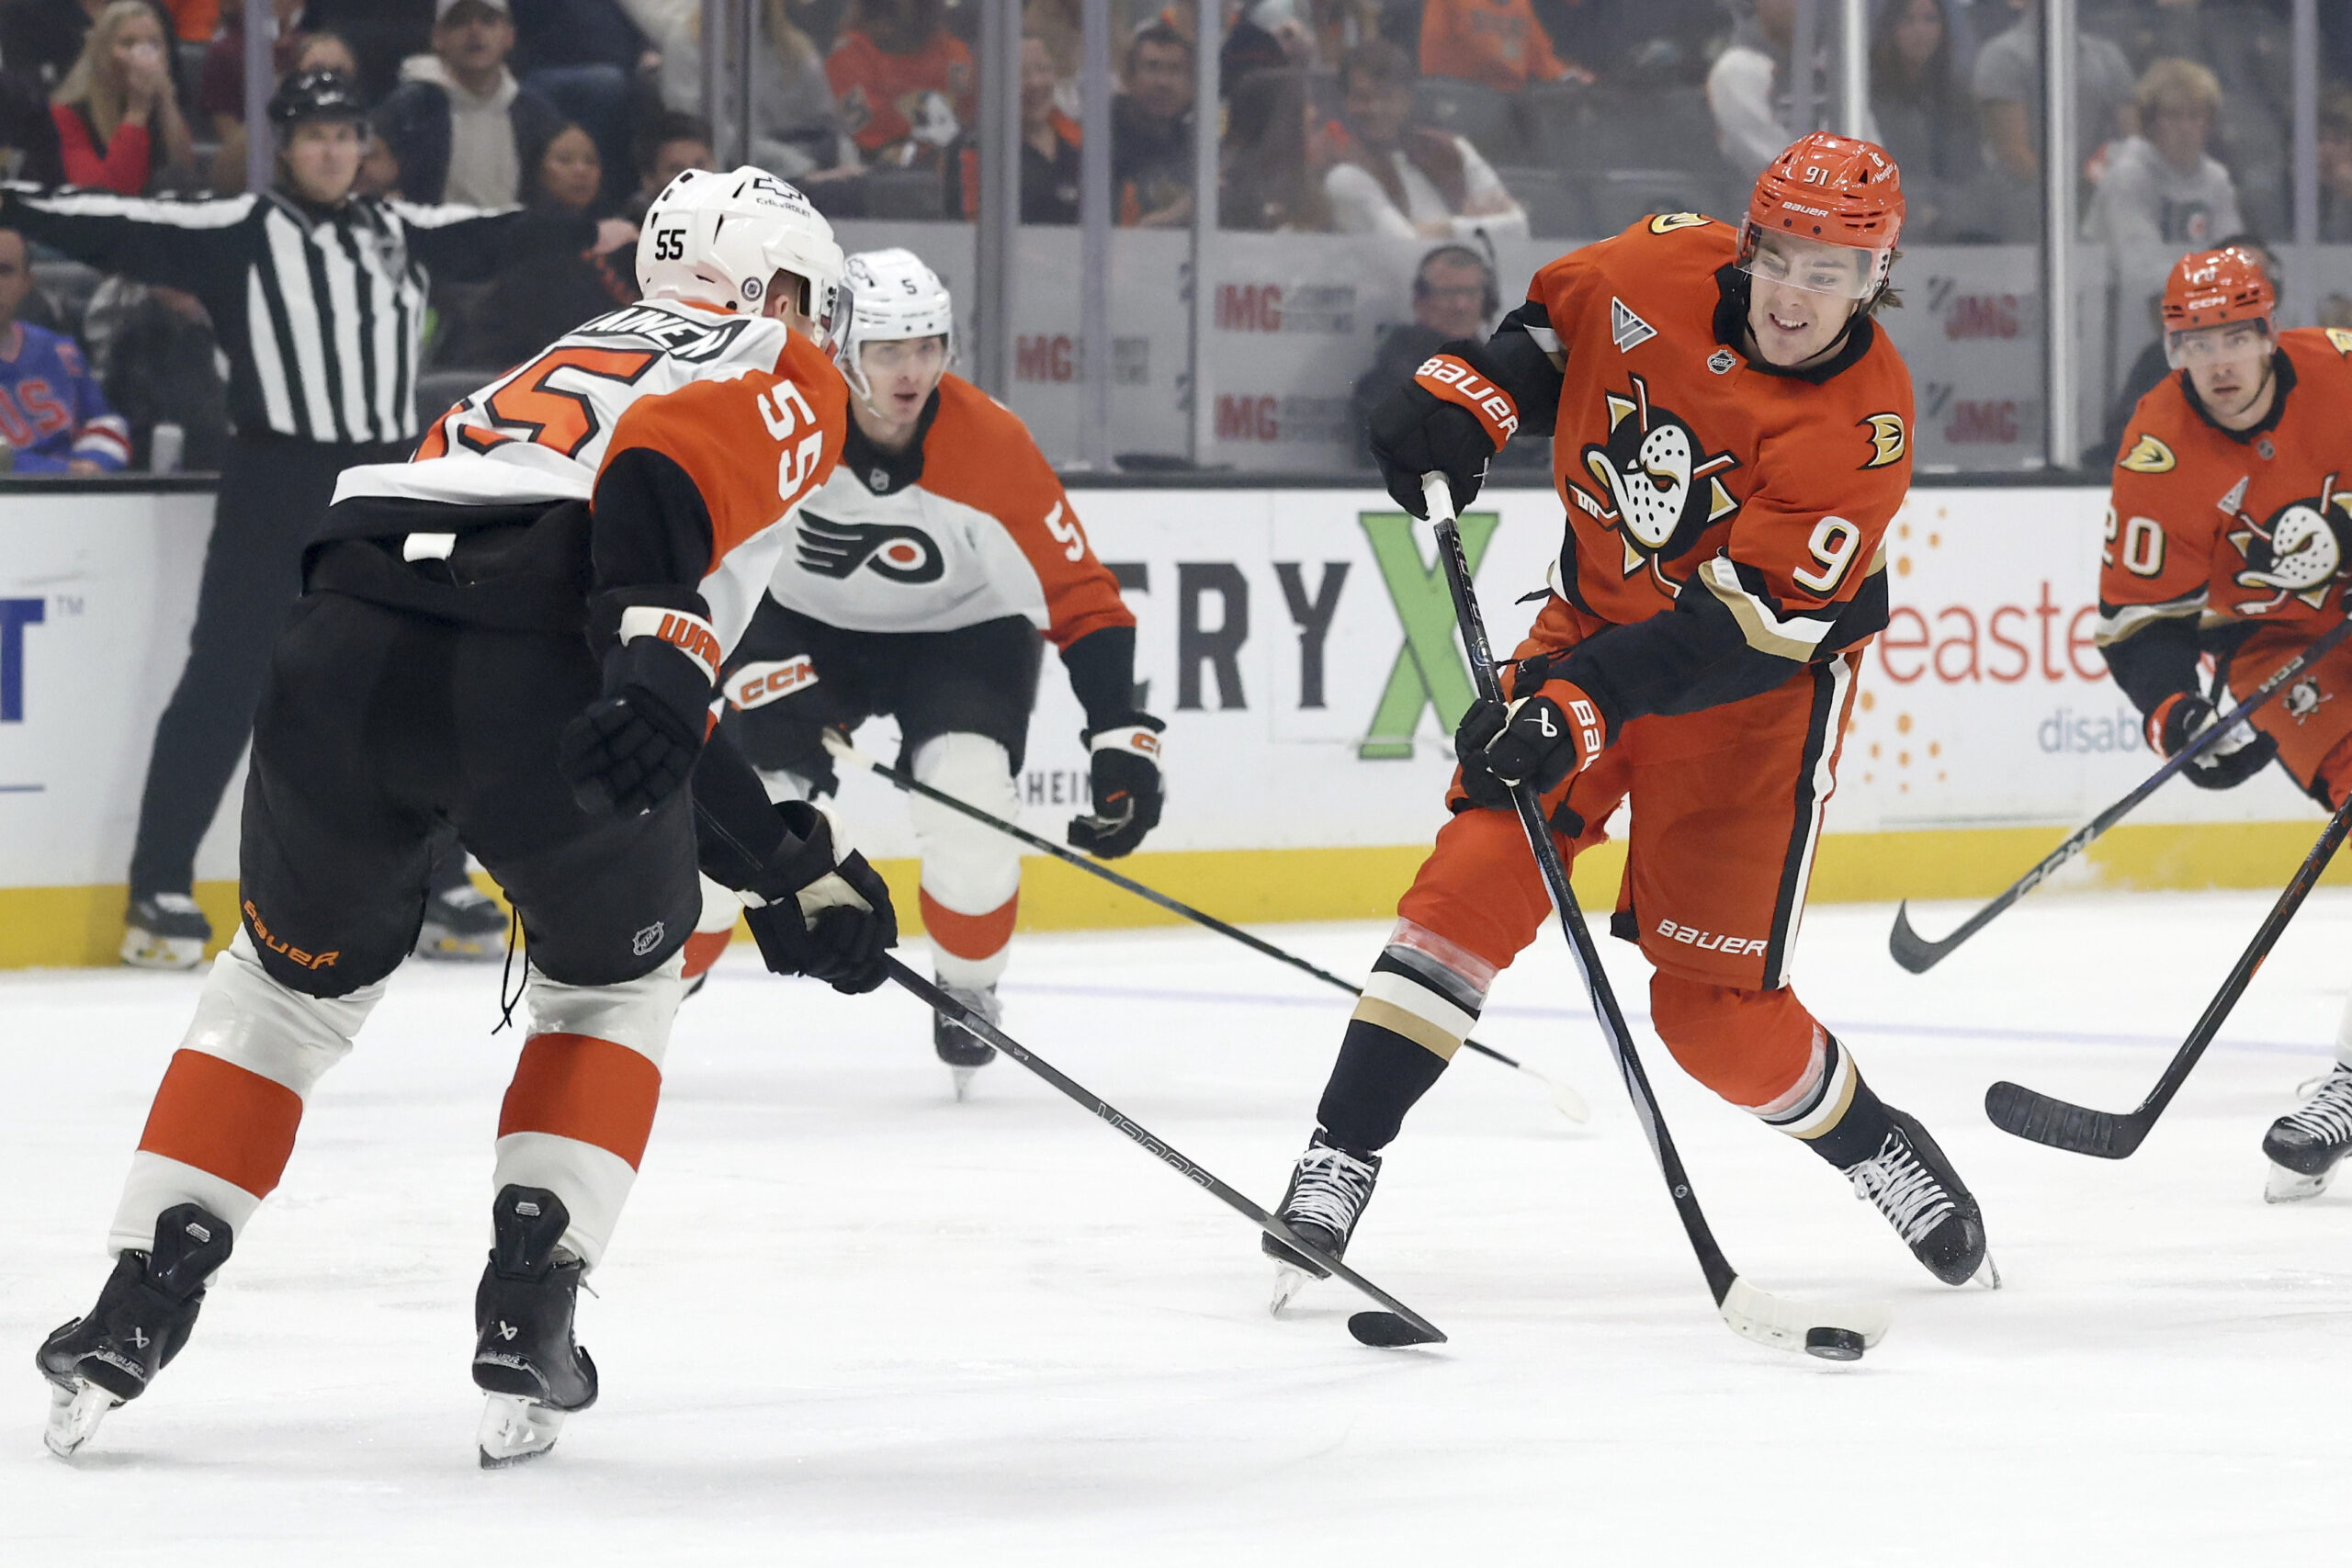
[45,1382,119,1459]
[950,1065,978,1101]
[1269,1263,1314,1315]
[1970,1251,2003,1291]
[477,1393,567,1469]
[2265,1162,2336,1203]
[414,930,503,963]
[119,931,203,970]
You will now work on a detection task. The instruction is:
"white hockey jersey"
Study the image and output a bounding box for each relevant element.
[767,374,1131,649]
[334,298,845,647]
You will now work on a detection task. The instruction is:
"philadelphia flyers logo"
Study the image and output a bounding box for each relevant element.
[1569,374,1740,583]
[1860,413,1906,469]
[795,512,944,583]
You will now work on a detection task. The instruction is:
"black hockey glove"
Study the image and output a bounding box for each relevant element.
[741,800,899,993]
[1454,676,1607,808]
[1366,344,1521,520]
[1069,715,1165,858]
[2151,691,2278,791]
[560,592,722,816]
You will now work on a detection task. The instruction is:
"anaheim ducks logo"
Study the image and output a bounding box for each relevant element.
[1861,413,1906,469]
[2225,475,2352,613]
[795,511,945,583]
[1571,374,1740,581]
[2119,434,2176,474]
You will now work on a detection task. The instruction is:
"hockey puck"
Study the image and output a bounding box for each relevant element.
[1804,1326,1866,1361]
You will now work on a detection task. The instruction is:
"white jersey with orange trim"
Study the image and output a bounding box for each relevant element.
[765,374,1133,651]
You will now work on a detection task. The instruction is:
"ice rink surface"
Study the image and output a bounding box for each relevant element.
[3,889,2347,1563]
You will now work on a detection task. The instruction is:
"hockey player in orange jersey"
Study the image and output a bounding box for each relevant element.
[35,170,899,1466]
[1265,133,1998,1309]
[2095,244,2352,1202]
[692,247,1161,1098]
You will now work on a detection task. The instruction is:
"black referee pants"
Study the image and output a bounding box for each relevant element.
[126,432,478,899]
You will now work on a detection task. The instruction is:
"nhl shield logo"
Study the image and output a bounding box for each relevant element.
[1707,347,1737,374]
[631,921,666,956]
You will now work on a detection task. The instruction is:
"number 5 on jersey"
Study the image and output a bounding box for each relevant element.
[760,379,827,506]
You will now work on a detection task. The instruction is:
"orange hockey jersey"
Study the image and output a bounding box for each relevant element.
[1419,0,1577,92]
[2099,328,2352,647]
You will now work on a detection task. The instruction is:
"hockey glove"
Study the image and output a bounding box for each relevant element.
[2150,691,2278,791]
[721,652,841,797]
[1455,678,1606,809]
[560,593,722,817]
[741,800,898,993]
[1367,347,1521,520]
[1069,715,1165,858]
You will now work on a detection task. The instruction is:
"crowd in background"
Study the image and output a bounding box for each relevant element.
[0,0,2343,472]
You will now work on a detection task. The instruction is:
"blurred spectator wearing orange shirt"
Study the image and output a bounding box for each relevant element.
[1419,0,1588,93]
[826,0,975,163]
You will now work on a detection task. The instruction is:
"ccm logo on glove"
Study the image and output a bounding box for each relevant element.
[726,656,819,711]
[1414,354,1521,446]
[618,604,722,683]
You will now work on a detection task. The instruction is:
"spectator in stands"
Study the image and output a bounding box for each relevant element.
[2084,59,2241,257]
[1222,65,1324,231]
[1,0,172,97]
[1531,0,1727,85]
[826,0,975,165]
[356,125,401,195]
[2319,85,2352,243]
[203,26,361,192]
[1320,39,1526,238]
[1018,30,1079,223]
[1971,0,2135,232]
[1419,0,1588,95]
[52,1,194,194]
[1708,0,1870,181]
[84,275,229,468]
[1868,0,1973,239]
[1350,242,1494,462]
[653,0,855,184]
[509,0,648,206]
[304,0,435,105]
[378,0,564,208]
[447,118,634,365]
[1112,20,1193,227]
[628,107,713,219]
[0,224,127,471]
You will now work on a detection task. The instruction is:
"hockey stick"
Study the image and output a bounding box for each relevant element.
[883,955,1446,1348]
[1890,614,2352,974]
[1421,473,1888,1359]
[1985,786,2352,1158]
[824,731,1591,1122]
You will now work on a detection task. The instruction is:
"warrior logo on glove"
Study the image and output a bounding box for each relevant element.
[1573,374,1741,581]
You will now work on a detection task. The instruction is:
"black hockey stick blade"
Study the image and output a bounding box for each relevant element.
[1983,1080,2145,1159]
[1888,898,1973,974]
[1348,1311,1441,1348]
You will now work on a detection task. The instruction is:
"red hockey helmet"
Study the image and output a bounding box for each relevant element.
[1737,132,1906,300]
[2161,247,2276,367]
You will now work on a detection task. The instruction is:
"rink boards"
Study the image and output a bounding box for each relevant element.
[1,481,2344,967]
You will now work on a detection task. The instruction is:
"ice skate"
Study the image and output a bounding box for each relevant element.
[472,1186,597,1468]
[414,884,509,962]
[1263,1132,1382,1313]
[1841,1108,1995,1288]
[120,892,211,970]
[36,1203,232,1458]
[932,981,1001,1100]
[2262,1066,2352,1203]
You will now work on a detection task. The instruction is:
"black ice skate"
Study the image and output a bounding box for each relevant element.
[414,884,509,962]
[1841,1108,1996,1288]
[2262,1065,2352,1202]
[932,981,1001,1100]
[472,1186,597,1469]
[37,1202,233,1457]
[120,892,211,970]
[1263,1132,1382,1314]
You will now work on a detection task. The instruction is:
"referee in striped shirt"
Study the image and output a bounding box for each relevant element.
[2,68,633,969]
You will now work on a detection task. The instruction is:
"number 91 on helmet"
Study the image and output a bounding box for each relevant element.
[636,167,854,360]
[1736,131,1905,303]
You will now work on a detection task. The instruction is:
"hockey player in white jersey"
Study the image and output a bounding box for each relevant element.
[35,169,898,1467]
[688,248,1162,1096]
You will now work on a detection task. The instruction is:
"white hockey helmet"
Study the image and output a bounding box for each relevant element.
[841,247,955,405]
[637,166,851,356]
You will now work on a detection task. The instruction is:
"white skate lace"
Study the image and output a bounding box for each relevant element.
[1845,1132,1955,1247]
[1285,1145,1376,1238]
[2278,1067,2352,1146]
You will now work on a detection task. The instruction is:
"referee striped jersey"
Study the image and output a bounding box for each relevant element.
[0,186,591,447]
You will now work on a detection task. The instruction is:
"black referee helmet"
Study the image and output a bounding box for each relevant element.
[268,68,369,130]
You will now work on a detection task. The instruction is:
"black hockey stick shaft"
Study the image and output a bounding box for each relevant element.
[826,732,1587,1114]
[1985,784,2352,1158]
[883,955,1447,1345]
[1891,614,2352,973]
[1420,477,1743,1313]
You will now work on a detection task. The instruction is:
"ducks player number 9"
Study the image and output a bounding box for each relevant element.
[1792,514,1863,594]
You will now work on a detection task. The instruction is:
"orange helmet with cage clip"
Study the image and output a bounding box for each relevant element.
[2161,246,2275,333]
[1737,132,1905,300]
